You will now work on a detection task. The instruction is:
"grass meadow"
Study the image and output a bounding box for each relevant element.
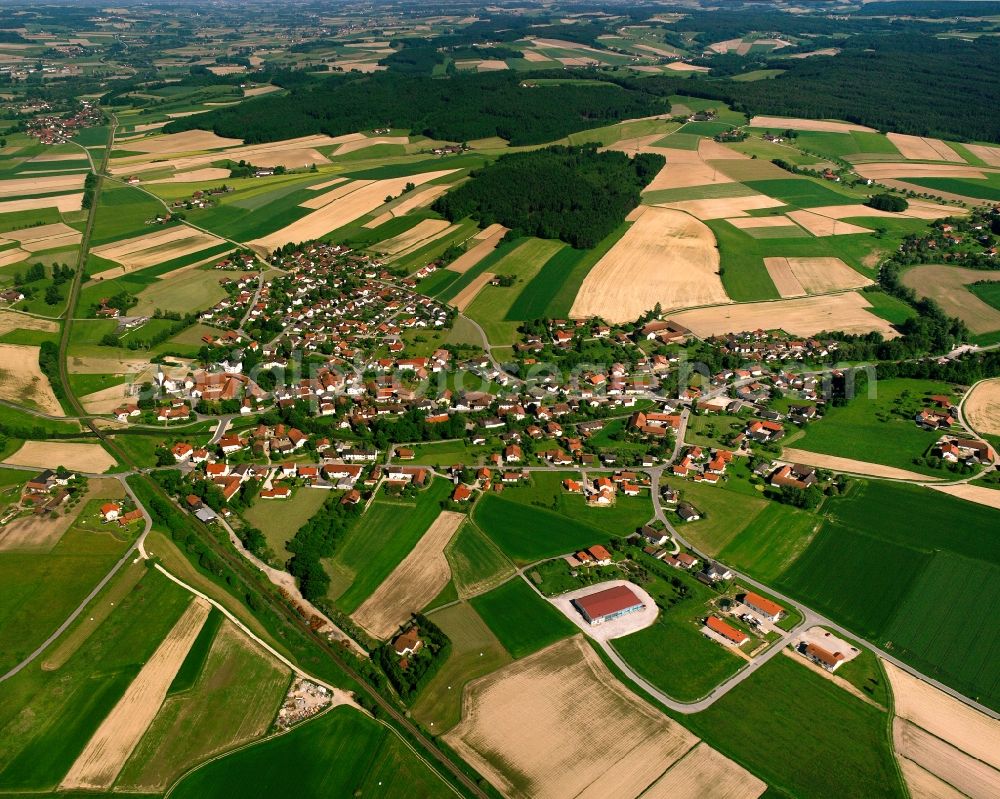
[470,578,575,659]
[242,488,330,562]
[168,706,452,798]
[444,521,516,598]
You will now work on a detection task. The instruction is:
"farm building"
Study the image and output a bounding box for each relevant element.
[802,642,845,672]
[573,585,645,626]
[706,615,749,647]
[742,592,785,622]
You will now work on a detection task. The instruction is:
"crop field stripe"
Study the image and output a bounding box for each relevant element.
[505,244,582,321]
[437,237,525,303]
[167,608,223,695]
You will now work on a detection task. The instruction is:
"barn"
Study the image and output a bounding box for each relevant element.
[573,585,645,626]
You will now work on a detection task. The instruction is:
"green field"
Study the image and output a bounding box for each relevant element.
[406,439,483,467]
[969,280,1000,312]
[718,501,820,582]
[168,705,454,798]
[167,608,223,695]
[117,617,291,793]
[89,185,168,245]
[744,177,859,207]
[412,601,513,730]
[444,521,516,598]
[668,477,768,554]
[326,479,452,612]
[793,131,901,159]
[470,578,575,659]
[683,655,904,799]
[792,378,958,476]
[0,570,191,791]
[904,173,1000,201]
[242,488,330,561]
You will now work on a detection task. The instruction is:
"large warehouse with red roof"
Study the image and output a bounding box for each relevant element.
[573,584,645,625]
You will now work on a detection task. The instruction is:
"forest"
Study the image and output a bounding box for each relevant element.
[432,145,664,249]
[162,71,667,146]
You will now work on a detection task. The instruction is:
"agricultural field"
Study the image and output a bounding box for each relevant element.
[444,521,517,598]
[242,487,330,561]
[901,265,1000,335]
[470,578,576,659]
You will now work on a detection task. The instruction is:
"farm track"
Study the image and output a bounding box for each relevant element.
[37,115,487,799]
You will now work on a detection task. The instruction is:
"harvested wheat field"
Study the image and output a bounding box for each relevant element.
[0,173,86,199]
[625,205,649,222]
[335,135,408,155]
[299,180,374,210]
[749,116,875,134]
[893,718,1000,799]
[92,227,225,273]
[886,133,963,163]
[67,354,155,375]
[307,176,350,191]
[0,248,29,267]
[728,216,799,230]
[964,378,1000,436]
[786,210,871,237]
[780,449,935,481]
[378,219,454,257]
[803,202,958,222]
[931,483,1000,511]
[964,143,1000,168]
[387,183,451,217]
[351,511,464,639]
[709,158,795,182]
[521,50,552,62]
[900,265,1000,334]
[670,292,896,338]
[642,148,735,192]
[883,659,1000,770]
[452,272,495,311]
[775,256,871,295]
[855,162,988,180]
[5,441,115,473]
[60,599,211,791]
[0,193,83,214]
[118,130,242,154]
[697,139,748,161]
[145,167,232,184]
[445,636,698,799]
[641,743,766,799]
[571,207,727,322]
[897,757,966,799]
[0,310,57,335]
[0,343,64,414]
[250,170,457,251]
[5,222,81,251]
[658,194,785,221]
[447,228,507,274]
[666,62,710,72]
[764,258,806,297]
[80,382,133,414]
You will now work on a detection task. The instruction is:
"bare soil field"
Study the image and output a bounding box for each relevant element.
[964,144,1000,168]
[635,43,681,58]
[0,174,86,199]
[5,222,82,251]
[60,598,211,791]
[0,342,64,414]
[779,448,933,480]
[154,247,235,279]
[625,205,649,222]
[447,228,507,274]
[708,38,742,54]
[477,59,509,71]
[883,659,1000,770]
[641,147,735,192]
[251,170,457,251]
[749,116,875,134]
[67,355,154,374]
[386,183,451,217]
[697,139,748,161]
[900,265,1000,334]
[451,271,495,312]
[444,635,698,799]
[670,292,897,338]
[0,477,122,553]
[145,167,232,184]
[893,718,1000,799]
[570,207,728,322]
[4,440,116,473]
[728,216,799,230]
[641,742,766,799]
[307,176,350,191]
[335,135,409,155]
[351,510,464,639]
[0,310,58,335]
[0,193,83,214]
[659,194,784,221]
[0,248,29,267]
[119,130,242,154]
[781,256,872,294]
[764,257,806,297]
[786,210,871,237]
[521,50,551,62]
[963,378,1000,436]
[299,180,374,210]
[855,163,989,180]
[804,202,958,222]
[897,757,966,799]
[709,158,794,182]
[80,382,133,414]
[665,62,710,72]
[930,483,1000,511]
[378,218,454,257]
[886,134,964,163]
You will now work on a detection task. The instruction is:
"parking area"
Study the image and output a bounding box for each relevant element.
[549,580,659,642]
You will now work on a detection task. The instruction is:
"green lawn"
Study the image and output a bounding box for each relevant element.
[412,601,513,731]
[470,578,575,659]
[682,655,904,799]
[326,479,452,612]
[407,439,483,468]
[168,705,453,798]
[445,521,516,598]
